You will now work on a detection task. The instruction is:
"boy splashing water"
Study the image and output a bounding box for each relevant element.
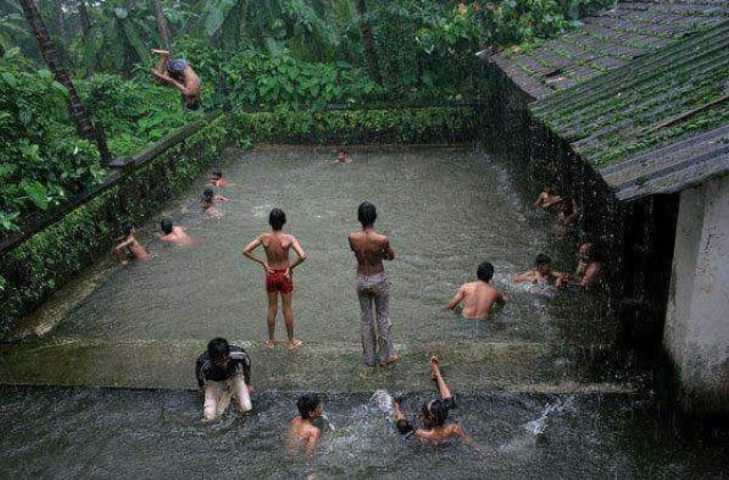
[393,357,473,444]
[243,208,307,350]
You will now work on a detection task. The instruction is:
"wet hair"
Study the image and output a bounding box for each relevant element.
[422,399,449,427]
[477,261,494,282]
[297,394,321,420]
[186,98,201,111]
[202,189,214,200]
[122,223,133,236]
[212,169,222,179]
[535,254,552,267]
[561,197,575,215]
[358,201,377,227]
[160,218,173,235]
[588,241,605,262]
[269,208,286,231]
[207,337,230,361]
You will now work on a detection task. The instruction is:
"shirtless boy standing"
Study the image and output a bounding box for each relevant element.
[287,394,323,459]
[348,201,399,367]
[447,261,506,320]
[243,208,307,350]
[112,224,149,265]
[159,218,196,246]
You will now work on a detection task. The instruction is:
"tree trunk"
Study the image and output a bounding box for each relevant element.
[152,0,171,51]
[78,0,91,39]
[19,0,111,165]
[54,0,67,43]
[238,0,247,47]
[77,0,96,74]
[355,0,382,85]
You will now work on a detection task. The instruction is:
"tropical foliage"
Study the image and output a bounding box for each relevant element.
[0,0,610,235]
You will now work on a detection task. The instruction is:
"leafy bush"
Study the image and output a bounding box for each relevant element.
[233,106,478,144]
[224,50,384,111]
[78,73,200,157]
[0,66,103,234]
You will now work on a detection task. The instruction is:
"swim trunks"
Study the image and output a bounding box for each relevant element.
[266,268,293,294]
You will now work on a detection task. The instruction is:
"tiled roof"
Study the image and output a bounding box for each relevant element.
[530,20,729,200]
[489,0,729,100]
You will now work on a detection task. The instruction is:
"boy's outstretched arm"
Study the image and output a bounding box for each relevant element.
[447,286,465,311]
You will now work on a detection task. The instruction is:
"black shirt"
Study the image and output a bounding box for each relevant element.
[195,346,251,388]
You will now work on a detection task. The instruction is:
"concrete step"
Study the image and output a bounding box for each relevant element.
[0,337,639,394]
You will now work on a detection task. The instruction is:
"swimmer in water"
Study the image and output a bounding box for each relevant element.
[287,393,323,459]
[513,254,568,288]
[393,357,473,445]
[348,201,399,367]
[335,148,351,164]
[159,218,196,246]
[573,241,603,290]
[243,208,307,350]
[195,337,253,421]
[112,223,149,265]
[533,185,562,209]
[447,261,507,320]
[209,168,228,188]
[201,188,229,218]
[555,196,578,240]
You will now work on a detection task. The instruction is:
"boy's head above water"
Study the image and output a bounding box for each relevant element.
[422,398,449,428]
[477,261,494,283]
[297,394,322,420]
[269,208,286,231]
[160,218,173,235]
[535,254,552,274]
[207,337,230,367]
[122,223,134,237]
[211,169,222,179]
[357,201,377,227]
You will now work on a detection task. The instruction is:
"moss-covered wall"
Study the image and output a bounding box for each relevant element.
[233,107,479,145]
[0,115,230,337]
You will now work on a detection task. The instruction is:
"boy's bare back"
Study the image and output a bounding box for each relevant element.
[261,232,296,269]
[458,281,503,320]
[348,230,394,275]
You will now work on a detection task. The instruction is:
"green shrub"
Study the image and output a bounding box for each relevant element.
[78,73,202,157]
[233,107,479,144]
[0,66,104,235]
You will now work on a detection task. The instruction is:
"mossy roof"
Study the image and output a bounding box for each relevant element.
[531,20,729,200]
[490,0,729,100]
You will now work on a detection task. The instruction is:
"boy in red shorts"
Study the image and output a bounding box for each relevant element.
[243,208,307,350]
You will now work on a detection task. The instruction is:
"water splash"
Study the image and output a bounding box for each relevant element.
[370,389,395,419]
[500,397,576,454]
[320,413,336,432]
[524,397,575,436]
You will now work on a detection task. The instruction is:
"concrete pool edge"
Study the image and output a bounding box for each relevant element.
[0,337,641,394]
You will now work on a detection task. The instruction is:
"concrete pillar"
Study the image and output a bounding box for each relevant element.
[664,174,729,414]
